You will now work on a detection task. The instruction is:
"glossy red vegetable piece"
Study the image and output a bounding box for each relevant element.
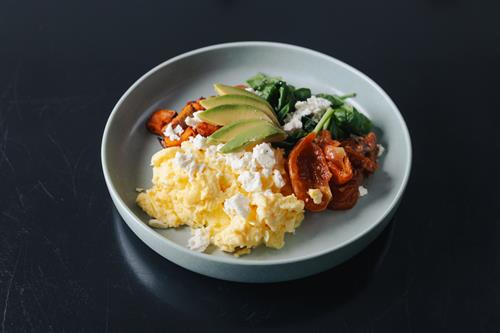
[288,132,332,211]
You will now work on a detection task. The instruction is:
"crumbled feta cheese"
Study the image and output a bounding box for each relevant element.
[135,187,145,192]
[188,228,210,252]
[245,86,262,96]
[163,123,184,140]
[261,168,272,177]
[224,193,250,219]
[225,151,250,170]
[174,125,184,135]
[252,143,276,169]
[377,144,385,157]
[185,111,203,128]
[173,152,203,177]
[273,170,286,189]
[307,188,323,204]
[227,151,262,171]
[359,185,368,197]
[283,117,303,132]
[190,134,207,150]
[173,151,193,169]
[238,171,263,192]
[283,96,331,132]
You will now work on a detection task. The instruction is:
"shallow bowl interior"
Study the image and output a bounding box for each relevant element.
[102,42,411,266]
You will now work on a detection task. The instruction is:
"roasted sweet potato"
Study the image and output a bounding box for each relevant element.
[191,98,205,111]
[146,109,177,136]
[170,103,195,129]
[288,132,332,211]
[162,127,196,147]
[169,98,206,129]
[195,122,220,137]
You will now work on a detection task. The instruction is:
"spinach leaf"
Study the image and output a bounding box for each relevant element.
[302,115,317,133]
[260,83,279,102]
[246,73,280,91]
[276,103,291,122]
[332,104,372,137]
[275,129,307,150]
[277,85,291,110]
[315,93,347,108]
[327,116,346,139]
[294,88,311,101]
[248,74,298,124]
[276,83,296,123]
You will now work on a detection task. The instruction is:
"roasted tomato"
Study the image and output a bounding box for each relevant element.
[328,170,364,210]
[341,132,378,174]
[288,132,332,211]
[316,131,353,185]
[146,109,177,136]
[196,122,220,137]
[162,127,196,147]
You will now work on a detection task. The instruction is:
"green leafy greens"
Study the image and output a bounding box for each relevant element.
[246,73,373,147]
[246,73,310,125]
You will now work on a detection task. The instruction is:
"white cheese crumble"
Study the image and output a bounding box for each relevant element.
[245,86,261,96]
[224,193,250,219]
[307,188,323,204]
[190,134,207,150]
[163,123,184,140]
[188,228,210,252]
[359,185,368,197]
[173,152,204,177]
[283,96,331,132]
[252,143,276,169]
[238,171,263,192]
[273,170,285,189]
[377,144,385,157]
[225,151,252,170]
[184,110,203,128]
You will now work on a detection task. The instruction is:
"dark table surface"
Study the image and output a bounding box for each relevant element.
[1,0,499,332]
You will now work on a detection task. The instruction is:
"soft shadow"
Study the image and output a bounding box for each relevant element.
[112,209,395,325]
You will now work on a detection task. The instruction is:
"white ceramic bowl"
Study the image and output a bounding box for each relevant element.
[101,42,412,283]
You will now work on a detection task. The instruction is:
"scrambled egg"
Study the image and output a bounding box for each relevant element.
[136,135,304,255]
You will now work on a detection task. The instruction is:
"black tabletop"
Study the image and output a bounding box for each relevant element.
[1,0,499,332]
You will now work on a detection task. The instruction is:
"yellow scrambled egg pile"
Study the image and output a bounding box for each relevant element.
[136,135,304,256]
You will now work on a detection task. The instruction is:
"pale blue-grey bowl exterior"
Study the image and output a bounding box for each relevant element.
[101,42,412,283]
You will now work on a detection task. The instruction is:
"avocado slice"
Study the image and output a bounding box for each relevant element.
[208,119,271,143]
[214,84,269,104]
[220,123,287,153]
[197,104,273,126]
[200,94,279,125]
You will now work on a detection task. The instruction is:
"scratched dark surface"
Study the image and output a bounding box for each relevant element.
[1,0,499,332]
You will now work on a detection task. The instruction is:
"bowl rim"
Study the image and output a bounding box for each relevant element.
[101,41,412,266]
